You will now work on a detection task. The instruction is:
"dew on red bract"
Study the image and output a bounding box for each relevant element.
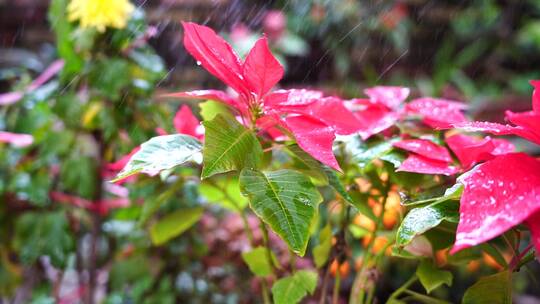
[452,153,540,253]
[393,139,452,163]
[396,153,459,176]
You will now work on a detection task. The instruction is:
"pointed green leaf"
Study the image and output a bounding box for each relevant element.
[272,270,318,304]
[199,100,232,121]
[462,271,512,304]
[202,114,262,178]
[416,260,453,293]
[287,144,328,183]
[241,246,278,277]
[112,134,202,182]
[149,207,203,245]
[396,201,459,248]
[239,169,322,256]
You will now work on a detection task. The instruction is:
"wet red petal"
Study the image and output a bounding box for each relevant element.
[181,22,249,96]
[505,111,540,145]
[277,97,362,135]
[243,37,284,98]
[397,154,459,176]
[526,211,540,255]
[406,97,467,128]
[174,105,204,140]
[451,153,540,253]
[352,103,399,140]
[0,131,33,147]
[446,134,496,169]
[280,115,341,171]
[164,89,238,107]
[453,120,540,146]
[394,139,452,162]
[364,86,410,109]
[491,138,515,155]
[264,89,322,109]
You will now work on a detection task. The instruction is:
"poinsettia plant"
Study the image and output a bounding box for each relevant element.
[115,21,539,304]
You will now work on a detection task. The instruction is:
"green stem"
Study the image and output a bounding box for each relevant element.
[332,270,341,304]
[386,275,418,302]
[350,183,390,304]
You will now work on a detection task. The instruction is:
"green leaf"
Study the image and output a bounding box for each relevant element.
[112,134,202,182]
[344,136,398,169]
[403,184,463,206]
[313,224,332,268]
[272,270,318,304]
[241,246,278,277]
[396,201,459,248]
[202,114,262,179]
[199,100,233,121]
[149,207,204,245]
[416,260,453,293]
[199,178,248,211]
[14,211,73,268]
[462,271,512,304]
[239,169,322,256]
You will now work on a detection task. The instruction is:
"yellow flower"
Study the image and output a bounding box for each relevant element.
[67,0,135,32]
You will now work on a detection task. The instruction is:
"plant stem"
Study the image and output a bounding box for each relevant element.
[386,274,418,302]
[350,184,390,304]
[260,221,277,303]
[332,270,341,304]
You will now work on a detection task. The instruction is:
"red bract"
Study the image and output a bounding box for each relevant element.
[452,82,540,146]
[51,191,130,216]
[397,154,459,176]
[394,139,452,162]
[393,139,458,175]
[348,86,409,140]
[406,97,467,128]
[0,131,34,147]
[174,105,204,140]
[451,153,540,253]
[446,134,514,170]
[170,22,362,171]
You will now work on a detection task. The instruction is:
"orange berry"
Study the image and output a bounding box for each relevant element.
[353,214,376,232]
[330,259,350,278]
[383,210,398,229]
[435,249,448,266]
[372,236,389,254]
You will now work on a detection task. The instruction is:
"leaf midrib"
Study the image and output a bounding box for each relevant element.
[260,173,298,248]
[204,127,252,176]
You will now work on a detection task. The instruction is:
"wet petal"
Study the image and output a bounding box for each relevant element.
[394,139,452,162]
[505,110,540,145]
[364,86,410,109]
[181,22,249,96]
[406,97,467,128]
[451,153,540,253]
[243,37,284,98]
[353,103,399,140]
[280,114,341,171]
[526,211,540,255]
[446,134,497,169]
[397,154,459,176]
[264,89,322,108]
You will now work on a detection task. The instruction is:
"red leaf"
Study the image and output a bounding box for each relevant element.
[106,146,141,171]
[0,131,33,147]
[446,134,514,169]
[264,89,322,108]
[364,86,409,109]
[276,97,362,135]
[453,120,540,146]
[243,37,284,98]
[164,89,239,107]
[451,153,540,253]
[531,80,540,113]
[351,101,399,140]
[505,110,540,145]
[526,211,540,254]
[182,22,249,96]
[397,154,459,176]
[174,105,204,139]
[406,97,467,128]
[393,139,452,162]
[280,115,341,171]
